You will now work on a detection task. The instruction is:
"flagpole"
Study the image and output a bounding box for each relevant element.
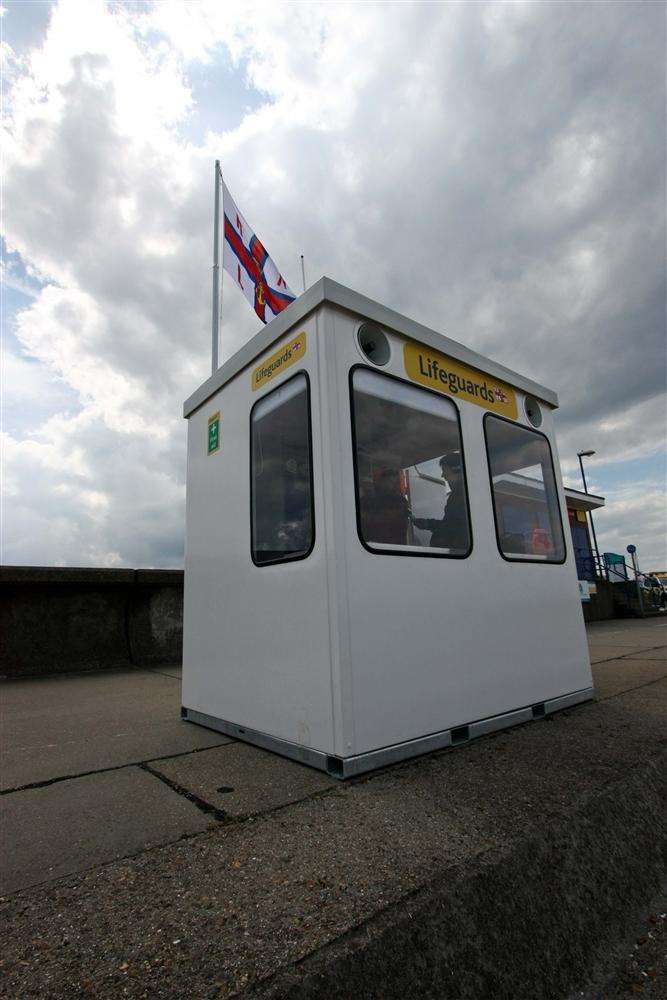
[217,162,223,363]
[211,159,221,374]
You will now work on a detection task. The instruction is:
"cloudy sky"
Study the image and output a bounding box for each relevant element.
[2,0,665,570]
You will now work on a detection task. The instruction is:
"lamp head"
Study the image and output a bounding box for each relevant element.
[577,450,596,458]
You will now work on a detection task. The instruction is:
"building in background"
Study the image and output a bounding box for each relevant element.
[563,486,605,582]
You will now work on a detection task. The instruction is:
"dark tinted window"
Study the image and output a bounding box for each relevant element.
[485,415,565,562]
[351,368,471,556]
[251,373,314,565]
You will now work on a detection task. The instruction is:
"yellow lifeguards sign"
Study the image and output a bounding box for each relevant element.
[403,341,518,419]
[251,332,307,391]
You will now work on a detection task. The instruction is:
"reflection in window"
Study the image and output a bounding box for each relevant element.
[485,415,565,562]
[251,373,313,565]
[351,369,471,555]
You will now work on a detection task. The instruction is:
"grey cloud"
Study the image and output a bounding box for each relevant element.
[592,481,667,571]
[4,412,187,567]
[555,394,667,476]
[221,2,665,432]
[3,0,665,567]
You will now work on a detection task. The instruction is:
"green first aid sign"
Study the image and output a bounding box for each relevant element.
[207,411,220,455]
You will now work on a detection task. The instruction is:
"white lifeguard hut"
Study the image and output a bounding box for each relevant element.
[181,279,593,777]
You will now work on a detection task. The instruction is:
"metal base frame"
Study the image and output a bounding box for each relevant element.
[182,686,595,780]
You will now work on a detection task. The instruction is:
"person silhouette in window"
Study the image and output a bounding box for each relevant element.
[363,468,410,545]
[411,453,469,551]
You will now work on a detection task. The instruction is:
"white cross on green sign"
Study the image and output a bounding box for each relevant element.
[207,411,220,455]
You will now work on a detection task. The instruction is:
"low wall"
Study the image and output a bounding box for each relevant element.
[582,579,616,622]
[0,567,183,678]
[255,755,667,1000]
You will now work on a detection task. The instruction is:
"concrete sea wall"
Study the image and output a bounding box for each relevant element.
[0,567,184,677]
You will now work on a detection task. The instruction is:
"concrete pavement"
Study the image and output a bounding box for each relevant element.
[2,767,211,893]
[585,616,667,663]
[0,617,665,999]
[1,665,229,791]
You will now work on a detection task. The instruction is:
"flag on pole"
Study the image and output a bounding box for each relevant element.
[221,181,296,324]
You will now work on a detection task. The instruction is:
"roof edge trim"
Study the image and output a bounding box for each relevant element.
[184,277,559,418]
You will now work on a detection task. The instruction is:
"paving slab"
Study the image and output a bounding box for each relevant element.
[586,619,667,651]
[0,667,230,790]
[0,679,664,1000]
[587,618,667,634]
[143,664,183,679]
[624,648,667,662]
[588,639,666,662]
[588,643,641,663]
[0,766,210,895]
[593,657,667,700]
[150,742,337,817]
[587,619,666,666]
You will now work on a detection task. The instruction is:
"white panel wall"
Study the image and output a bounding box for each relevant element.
[182,308,339,754]
[326,308,592,756]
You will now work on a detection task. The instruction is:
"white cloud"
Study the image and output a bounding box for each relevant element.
[2,345,78,432]
[1,0,665,567]
[558,394,667,482]
[593,479,667,571]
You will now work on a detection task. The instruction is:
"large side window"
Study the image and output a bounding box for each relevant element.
[484,414,566,563]
[350,368,472,557]
[250,372,314,566]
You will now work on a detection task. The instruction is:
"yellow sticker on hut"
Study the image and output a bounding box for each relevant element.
[251,332,307,391]
[403,341,518,419]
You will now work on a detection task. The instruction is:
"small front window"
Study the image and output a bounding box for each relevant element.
[484,414,565,563]
[250,373,314,565]
[350,368,471,557]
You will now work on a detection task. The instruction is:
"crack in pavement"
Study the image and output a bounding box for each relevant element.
[587,643,667,666]
[139,761,228,822]
[0,740,234,796]
[595,674,667,703]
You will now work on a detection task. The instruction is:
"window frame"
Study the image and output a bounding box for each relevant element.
[249,369,316,568]
[348,364,473,560]
[483,411,567,566]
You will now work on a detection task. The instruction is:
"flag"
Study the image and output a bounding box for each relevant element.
[221,181,296,324]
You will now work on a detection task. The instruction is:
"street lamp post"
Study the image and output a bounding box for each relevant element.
[577,450,602,576]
